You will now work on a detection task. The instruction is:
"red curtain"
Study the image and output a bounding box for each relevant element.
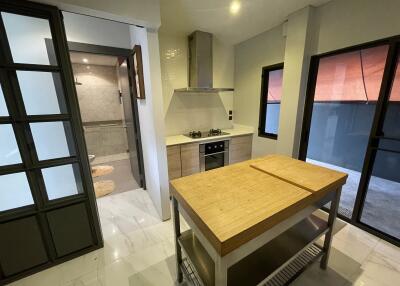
[314,45,391,102]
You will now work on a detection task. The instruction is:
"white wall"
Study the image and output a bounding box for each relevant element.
[315,0,400,54]
[38,0,161,29]
[277,7,316,157]
[130,26,171,220]
[234,0,400,158]
[234,25,286,157]
[160,33,234,135]
[63,12,131,48]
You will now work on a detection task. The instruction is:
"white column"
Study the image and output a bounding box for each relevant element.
[130,26,171,220]
[277,6,316,158]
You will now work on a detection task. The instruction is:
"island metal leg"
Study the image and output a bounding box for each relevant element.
[320,187,342,269]
[172,197,183,283]
[215,256,228,286]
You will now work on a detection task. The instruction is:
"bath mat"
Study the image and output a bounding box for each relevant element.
[94,180,115,198]
[92,165,114,178]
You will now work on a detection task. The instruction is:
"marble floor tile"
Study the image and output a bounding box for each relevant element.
[7,189,400,286]
[330,225,379,264]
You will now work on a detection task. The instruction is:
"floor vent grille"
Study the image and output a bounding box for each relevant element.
[263,244,323,286]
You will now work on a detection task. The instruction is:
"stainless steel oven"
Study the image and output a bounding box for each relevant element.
[200,140,229,172]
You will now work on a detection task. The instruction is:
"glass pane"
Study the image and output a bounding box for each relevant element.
[30,122,75,161]
[382,53,400,138]
[0,124,22,166]
[306,45,389,218]
[17,71,66,115]
[360,150,400,239]
[265,103,280,134]
[42,164,83,200]
[1,12,57,65]
[0,84,8,116]
[0,172,34,212]
[265,68,283,135]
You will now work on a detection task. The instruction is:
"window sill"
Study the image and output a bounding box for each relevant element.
[258,132,278,140]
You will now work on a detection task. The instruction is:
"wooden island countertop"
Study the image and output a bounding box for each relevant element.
[170,155,347,256]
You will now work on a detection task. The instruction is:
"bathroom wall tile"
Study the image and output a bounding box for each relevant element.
[73,64,121,123]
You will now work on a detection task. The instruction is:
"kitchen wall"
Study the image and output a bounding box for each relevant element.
[234,0,400,158]
[234,24,286,157]
[159,33,234,135]
[72,63,128,157]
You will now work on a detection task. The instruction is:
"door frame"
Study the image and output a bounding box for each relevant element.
[65,41,146,189]
[299,34,400,247]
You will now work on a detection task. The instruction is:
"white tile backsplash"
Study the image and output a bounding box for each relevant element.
[164,92,232,135]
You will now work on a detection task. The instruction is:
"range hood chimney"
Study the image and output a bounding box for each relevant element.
[174,31,234,93]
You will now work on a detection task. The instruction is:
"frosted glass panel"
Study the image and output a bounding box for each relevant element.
[0,84,8,116]
[2,12,56,65]
[17,71,66,115]
[42,164,83,200]
[0,172,34,212]
[30,122,75,161]
[0,124,22,166]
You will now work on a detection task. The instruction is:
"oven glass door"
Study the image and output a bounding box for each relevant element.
[205,152,225,171]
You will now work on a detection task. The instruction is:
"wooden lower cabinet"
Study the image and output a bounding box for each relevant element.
[166,135,252,180]
[167,145,182,180]
[229,135,252,164]
[181,143,200,176]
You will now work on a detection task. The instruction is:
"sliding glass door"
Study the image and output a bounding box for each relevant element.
[358,47,400,240]
[300,38,400,245]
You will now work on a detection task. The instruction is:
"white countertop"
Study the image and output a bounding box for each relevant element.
[165,125,254,146]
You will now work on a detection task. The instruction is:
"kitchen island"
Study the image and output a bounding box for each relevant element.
[170,155,348,286]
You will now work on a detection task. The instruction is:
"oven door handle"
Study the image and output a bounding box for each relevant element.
[203,150,228,157]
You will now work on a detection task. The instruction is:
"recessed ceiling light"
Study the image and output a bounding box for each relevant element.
[82,58,88,63]
[230,1,241,15]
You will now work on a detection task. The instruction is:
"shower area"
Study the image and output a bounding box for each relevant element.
[70,51,141,197]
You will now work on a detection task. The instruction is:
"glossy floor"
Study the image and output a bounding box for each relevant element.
[9,189,400,286]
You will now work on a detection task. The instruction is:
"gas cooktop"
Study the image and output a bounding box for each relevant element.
[184,129,230,139]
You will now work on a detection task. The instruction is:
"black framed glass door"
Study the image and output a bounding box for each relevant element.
[300,36,400,246]
[356,44,400,241]
[0,1,102,284]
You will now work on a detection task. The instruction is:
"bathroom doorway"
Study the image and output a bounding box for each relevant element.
[68,43,145,199]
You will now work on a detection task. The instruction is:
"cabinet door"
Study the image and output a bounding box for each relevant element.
[181,143,200,176]
[230,135,253,164]
[167,145,181,180]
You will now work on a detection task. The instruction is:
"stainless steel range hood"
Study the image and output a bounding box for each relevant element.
[174,31,234,93]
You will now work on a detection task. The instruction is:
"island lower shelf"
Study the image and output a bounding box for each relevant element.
[178,214,328,286]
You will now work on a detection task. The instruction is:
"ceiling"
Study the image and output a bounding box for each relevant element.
[160,0,331,44]
[69,52,118,66]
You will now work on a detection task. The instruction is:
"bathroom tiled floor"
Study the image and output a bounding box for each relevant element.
[9,189,400,286]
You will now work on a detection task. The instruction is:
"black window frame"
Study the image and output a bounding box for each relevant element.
[258,63,284,140]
